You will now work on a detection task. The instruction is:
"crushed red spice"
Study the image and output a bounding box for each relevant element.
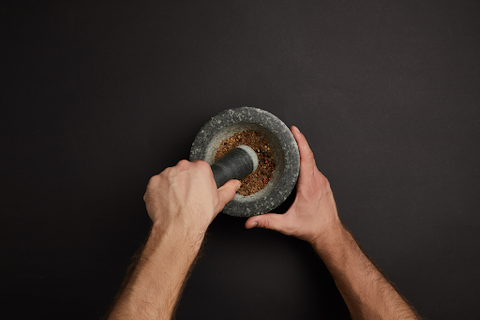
[215,130,276,196]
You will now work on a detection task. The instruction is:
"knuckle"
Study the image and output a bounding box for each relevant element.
[315,171,331,190]
[305,149,314,160]
[176,159,190,168]
[144,175,161,200]
[143,192,149,203]
[321,176,331,190]
[195,160,214,177]
[263,218,270,230]
[195,160,210,170]
[301,148,314,163]
[147,174,161,187]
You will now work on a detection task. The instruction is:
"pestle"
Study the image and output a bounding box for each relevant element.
[211,145,258,188]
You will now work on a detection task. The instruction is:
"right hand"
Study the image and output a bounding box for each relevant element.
[144,160,240,244]
[245,126,342,248]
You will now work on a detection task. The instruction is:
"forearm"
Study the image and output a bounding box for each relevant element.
[108,224,203,320]
[313,223,420,320]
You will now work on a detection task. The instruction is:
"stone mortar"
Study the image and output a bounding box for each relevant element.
[189,106,300,217]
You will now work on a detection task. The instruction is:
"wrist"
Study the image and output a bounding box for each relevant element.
[151,220,206,252]
[310,219,349,259]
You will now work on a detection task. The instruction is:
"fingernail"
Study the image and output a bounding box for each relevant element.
[293,126,300,133]
[251,221,258,228]
[236,181,242,191]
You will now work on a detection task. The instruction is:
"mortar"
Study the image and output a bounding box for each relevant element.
[189,106,300,217]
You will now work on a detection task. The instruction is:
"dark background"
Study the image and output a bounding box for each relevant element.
[1,1,479,319]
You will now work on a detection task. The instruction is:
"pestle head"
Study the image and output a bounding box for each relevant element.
[235,145,259,172]
[210,145,258,188]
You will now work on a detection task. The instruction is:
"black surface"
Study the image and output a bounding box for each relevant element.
[1,1,479,319]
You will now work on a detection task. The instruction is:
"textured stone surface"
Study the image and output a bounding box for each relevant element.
[190,106,300,217]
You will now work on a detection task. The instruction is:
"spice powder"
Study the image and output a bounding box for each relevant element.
[215,130,276,196]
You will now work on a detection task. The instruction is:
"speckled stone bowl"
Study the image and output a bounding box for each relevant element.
[189,107,300,217]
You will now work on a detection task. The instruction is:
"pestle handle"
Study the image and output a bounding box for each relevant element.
[211,145,258,188]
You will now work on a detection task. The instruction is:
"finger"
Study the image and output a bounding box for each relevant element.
[216,179,241,212]
[291,125,316,181]
[245,213,288,233]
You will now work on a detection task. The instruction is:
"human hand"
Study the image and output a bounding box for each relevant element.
[144,160,241,243]
[245,126,342,248]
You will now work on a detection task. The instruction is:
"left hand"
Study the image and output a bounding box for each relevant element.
[244,126,342,250]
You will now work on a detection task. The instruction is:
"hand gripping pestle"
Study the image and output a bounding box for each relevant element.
[210,145,258,188]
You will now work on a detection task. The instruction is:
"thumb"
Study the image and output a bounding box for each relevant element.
[245,213,288,234]
[216,180,241,212]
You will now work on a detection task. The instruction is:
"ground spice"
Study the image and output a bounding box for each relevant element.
[215,130,276,196]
